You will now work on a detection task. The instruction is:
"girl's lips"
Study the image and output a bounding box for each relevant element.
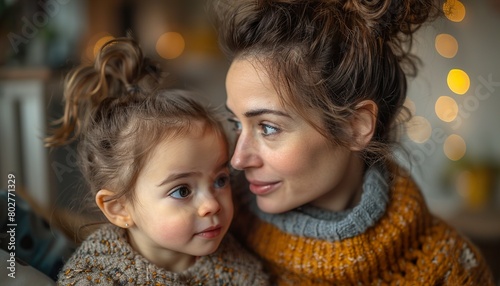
[195,225,222,239]
[248,181,281,195]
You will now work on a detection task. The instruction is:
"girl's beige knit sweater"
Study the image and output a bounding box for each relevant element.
[57,225,269,285]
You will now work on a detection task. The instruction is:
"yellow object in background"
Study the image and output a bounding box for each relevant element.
[456,166,493,211]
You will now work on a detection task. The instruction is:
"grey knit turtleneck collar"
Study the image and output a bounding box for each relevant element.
[250,166,389,241]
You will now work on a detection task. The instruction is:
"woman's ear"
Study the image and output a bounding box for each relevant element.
[96,189,134,228]
[349,100,378,151]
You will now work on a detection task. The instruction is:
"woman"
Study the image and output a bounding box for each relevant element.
[212,0,495,285]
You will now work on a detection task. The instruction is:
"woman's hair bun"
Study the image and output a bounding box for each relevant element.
[343,0,441,40]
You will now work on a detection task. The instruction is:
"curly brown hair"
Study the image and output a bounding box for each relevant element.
[46,38,227,203]
[212,0,441,167]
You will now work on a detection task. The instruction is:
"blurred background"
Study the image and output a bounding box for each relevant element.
[0,0,499,282]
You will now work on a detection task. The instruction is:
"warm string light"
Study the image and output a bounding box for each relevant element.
[441,1,467,161]
[83,31,186,61]
[406,115,432,144]
[81,32,115,62]
[93,35,115,58]
[156,32,185,60]
[443,0,466,23]
[435,96,458,122]
[407,0,468,161]
[447,68,470,95]
[435,33,458,58]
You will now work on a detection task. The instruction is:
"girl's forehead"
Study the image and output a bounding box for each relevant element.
[164,119,219,136]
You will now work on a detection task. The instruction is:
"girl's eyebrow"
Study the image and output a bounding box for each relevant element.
[215,160,231,171]
[225,105,291,118]
[225,105,235,114]
[157,161,230,187]
[157,172,198,187]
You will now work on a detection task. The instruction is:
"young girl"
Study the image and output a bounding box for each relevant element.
[46,38,269,285]
[213,0,495,285]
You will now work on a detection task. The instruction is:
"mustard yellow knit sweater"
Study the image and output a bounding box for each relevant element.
[232,169,494,285]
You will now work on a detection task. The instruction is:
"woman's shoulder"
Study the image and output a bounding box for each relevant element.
[387,168,494,285]
[414,215,495,285]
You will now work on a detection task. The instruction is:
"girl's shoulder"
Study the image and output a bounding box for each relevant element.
[55,225,130,285]
[206,233,270,285]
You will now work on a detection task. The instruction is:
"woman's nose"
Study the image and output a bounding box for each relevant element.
[230,133,261,170]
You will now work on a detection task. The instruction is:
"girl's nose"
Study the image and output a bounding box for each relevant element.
[198,196,221,217]
[230,133,261,170]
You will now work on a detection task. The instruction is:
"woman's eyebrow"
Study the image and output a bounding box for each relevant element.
[244,108,291,118]
[225,105,290,118]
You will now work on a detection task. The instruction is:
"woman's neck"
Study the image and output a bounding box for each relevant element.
[310,153,365,212]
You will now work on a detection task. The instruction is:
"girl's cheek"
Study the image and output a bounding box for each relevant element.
[158,220,189,239]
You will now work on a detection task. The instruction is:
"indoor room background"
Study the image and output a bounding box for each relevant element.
[1,0,499,282]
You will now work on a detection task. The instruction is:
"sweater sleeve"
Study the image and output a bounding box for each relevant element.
[444,236,495,286]
[422,218,495,286]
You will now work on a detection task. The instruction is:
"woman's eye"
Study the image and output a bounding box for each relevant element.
[169,186,192,199]
[260,124,280,136]
[214,174,229,189]
[227,118,242,134]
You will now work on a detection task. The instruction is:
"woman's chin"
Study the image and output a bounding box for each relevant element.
[256,197,291,214]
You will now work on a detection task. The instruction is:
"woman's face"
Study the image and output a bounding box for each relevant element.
[225,58,364,213]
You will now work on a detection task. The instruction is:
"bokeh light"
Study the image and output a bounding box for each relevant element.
[435,96,459,122]
[403,98,416,116]
[447,69,470,95]
[93,35,115,58]
[156,32,185,59]
[443,134,466,161]
[435,34,458,58]
[83,32,114,61]
[456,169,493,209]
[407,116,432,143]
[443,0,466,22]
[456,170,471,198]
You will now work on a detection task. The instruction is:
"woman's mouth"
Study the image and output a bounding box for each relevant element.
[248,180,281,195]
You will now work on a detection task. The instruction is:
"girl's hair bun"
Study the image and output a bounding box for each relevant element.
[45,37,164,147]
[94,38,154,99]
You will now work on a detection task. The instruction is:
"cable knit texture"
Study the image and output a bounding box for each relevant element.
[232,167,495,285]
[57,225,269,285]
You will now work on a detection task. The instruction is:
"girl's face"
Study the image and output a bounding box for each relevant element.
[226,58,364,214]
[126,122,233,270]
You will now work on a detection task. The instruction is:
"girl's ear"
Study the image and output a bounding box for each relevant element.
[349,100,378,151]
[96,189,134,228]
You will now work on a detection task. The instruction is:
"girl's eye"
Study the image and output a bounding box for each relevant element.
[260,124,280,136]
[214,174,229,189]
[227,118,242,134]
[169,186,192,199]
